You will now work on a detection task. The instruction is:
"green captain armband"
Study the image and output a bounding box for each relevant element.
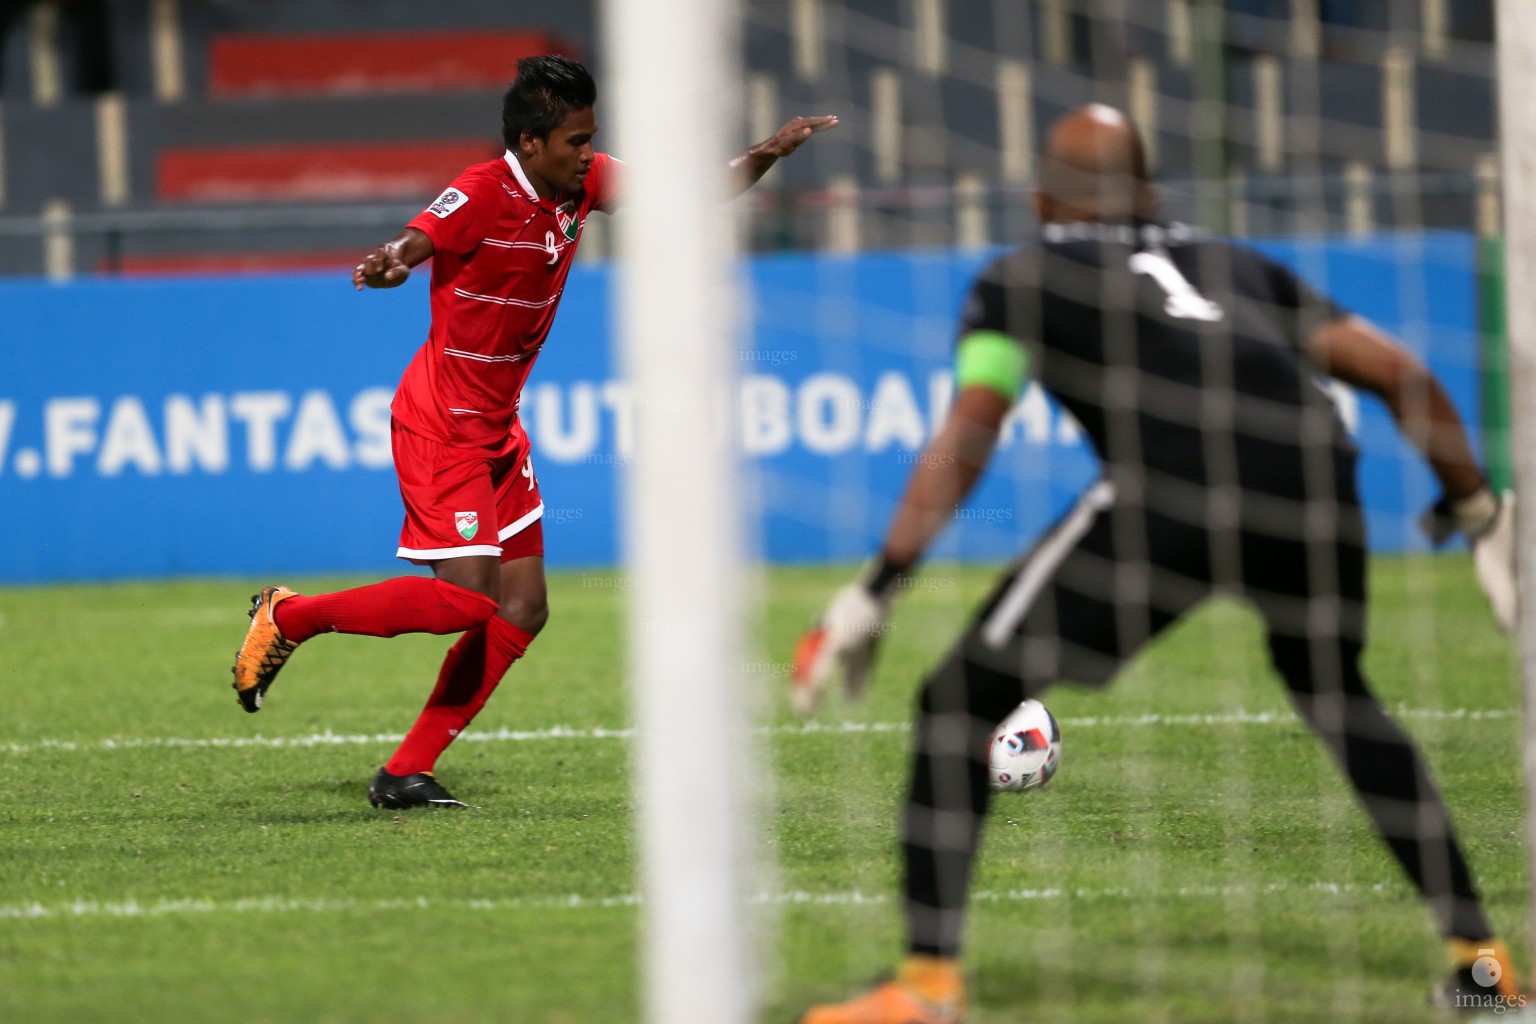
[954,330,1029,401]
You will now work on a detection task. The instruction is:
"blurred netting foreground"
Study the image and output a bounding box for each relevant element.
[720,3,1524,1024]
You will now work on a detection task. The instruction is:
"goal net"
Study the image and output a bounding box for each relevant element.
[611,2,1527,1022]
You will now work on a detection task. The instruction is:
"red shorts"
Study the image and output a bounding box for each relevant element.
[392,420,545,563]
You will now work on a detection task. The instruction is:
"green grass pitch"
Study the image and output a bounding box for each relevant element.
[0,556,1525,1023]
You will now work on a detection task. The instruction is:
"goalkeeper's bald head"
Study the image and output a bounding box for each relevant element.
[1036,104,1157,225]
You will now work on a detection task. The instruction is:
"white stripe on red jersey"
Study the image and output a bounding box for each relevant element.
[451,286,565,309]
[443,347,538,363]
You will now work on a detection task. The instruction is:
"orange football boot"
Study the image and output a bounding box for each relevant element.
[800,981,964,1024]
[1434,939,1526,1014]
[802,958,965,1024]
[230,586,300,713]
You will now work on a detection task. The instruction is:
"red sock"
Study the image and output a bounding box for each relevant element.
[274,577,497,644]
[385,615,534,776]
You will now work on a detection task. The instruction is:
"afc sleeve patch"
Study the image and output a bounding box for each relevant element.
[426,187,470,219]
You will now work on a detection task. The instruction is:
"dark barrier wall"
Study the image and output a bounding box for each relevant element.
[0,232,1481,583]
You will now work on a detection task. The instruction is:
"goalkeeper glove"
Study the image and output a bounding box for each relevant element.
[790,562,902,717]
[1422,485,1518,632]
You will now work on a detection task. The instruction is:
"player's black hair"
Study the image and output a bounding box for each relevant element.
[502,55,597,149]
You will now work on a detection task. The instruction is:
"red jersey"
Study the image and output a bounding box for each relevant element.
[391,150,621,447]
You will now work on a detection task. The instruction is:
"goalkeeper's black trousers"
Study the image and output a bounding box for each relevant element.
[902,476,1494,958]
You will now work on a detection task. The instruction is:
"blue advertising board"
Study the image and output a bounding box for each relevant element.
[0,232,1482,583]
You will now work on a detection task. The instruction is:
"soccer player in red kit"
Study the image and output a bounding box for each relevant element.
[229,55,836,809]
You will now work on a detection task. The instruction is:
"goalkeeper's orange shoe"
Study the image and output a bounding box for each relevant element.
[801,958,965,1024]
[1433,939,1526,1014]
[799,981,964,1024]
[231,586,300,713]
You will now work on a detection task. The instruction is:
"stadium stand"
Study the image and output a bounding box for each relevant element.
[0,0,1504,276]
[155,140,500,203]
[207,30,574,98]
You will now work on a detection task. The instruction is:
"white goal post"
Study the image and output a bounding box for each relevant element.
[1494,0,1536,978]
[603,1,754,1024]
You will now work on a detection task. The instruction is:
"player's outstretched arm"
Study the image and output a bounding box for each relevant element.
[1309,315,1482,497]
[729,115,839,195]
[1309,314,1518,629]
[790,386,1010,715]
[353,227,435,291]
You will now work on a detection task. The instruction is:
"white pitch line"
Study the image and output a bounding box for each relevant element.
[0,725,636,755]
[0,707,1516,757]
[0,879,1394,923]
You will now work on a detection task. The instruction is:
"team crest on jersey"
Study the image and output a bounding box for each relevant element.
[555,201,580,241]
[427,188,468,219]
[454,511,480,540]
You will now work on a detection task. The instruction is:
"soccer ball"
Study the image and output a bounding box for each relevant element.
[987,699,1061,792]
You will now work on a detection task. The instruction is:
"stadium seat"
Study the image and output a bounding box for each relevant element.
[155,140,499,202]
[208,31,578,98]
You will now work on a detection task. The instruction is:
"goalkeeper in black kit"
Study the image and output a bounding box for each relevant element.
[791,105,1521,1023]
